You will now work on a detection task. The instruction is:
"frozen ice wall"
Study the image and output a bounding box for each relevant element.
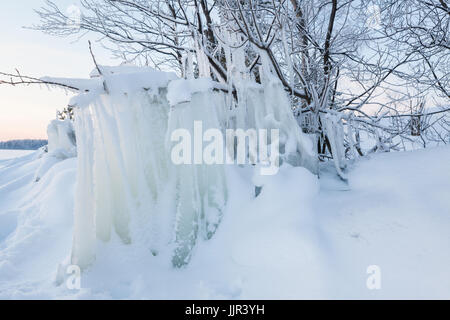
[60,65,316,269]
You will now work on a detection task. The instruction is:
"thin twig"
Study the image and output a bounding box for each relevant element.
[0,71,81,91]
[88,40,103,76]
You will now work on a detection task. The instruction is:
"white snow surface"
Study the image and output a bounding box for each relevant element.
[166,78,227,106]
[43,65,178,100]
[0,146,449,299]
[0,150,34,160]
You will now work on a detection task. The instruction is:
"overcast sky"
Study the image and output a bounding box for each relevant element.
[0,1,116,141]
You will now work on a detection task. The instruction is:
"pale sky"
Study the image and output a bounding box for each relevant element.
[0,1,116,141]
[1,2,443,141]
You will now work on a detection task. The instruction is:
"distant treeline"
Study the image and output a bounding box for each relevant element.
[0,139,48,150]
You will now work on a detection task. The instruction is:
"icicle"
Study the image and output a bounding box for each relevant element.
[186,50,194,80]
[193,30,211,78]
[281,26,294,98]
[324,114,348,180]
[71,106,96,268]
[166,81,228,266]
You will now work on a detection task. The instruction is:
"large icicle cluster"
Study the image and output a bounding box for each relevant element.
[51,64,316,269]
[166,78,229,266]
[69,67,179,268]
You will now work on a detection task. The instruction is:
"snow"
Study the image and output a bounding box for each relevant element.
[103,70,177,96]
[0,150,75,299]
[167,78,216,106]
[1,146,449,299]
[0,150,35,160]
[44,65,178,99]
[315,147,450,299]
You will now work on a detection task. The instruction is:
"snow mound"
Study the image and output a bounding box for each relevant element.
[0,151,75,299]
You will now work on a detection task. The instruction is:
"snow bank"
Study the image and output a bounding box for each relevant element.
[0,151,75,298]
[315,147,450,299]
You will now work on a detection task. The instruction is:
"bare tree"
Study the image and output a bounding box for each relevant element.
[1,0,447,178]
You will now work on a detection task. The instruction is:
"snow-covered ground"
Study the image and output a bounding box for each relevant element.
[0,147,449,299]
[0,150,34,160]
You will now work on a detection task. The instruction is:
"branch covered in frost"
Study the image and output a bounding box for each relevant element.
[0,70,81,92]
